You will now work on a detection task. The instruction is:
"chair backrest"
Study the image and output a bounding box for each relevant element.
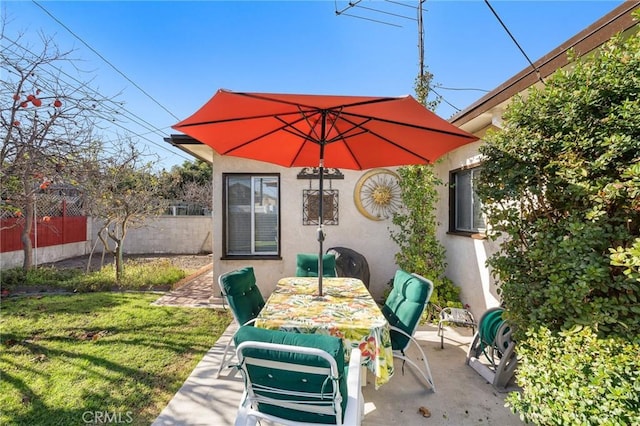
[326,247,371,289]
[234,326,347,425]
[218,267,265,326]
[296,253,337,278]
[382,269,434,351]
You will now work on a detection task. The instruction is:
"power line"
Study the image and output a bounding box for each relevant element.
[483,0,545,85]
[334,0,412,27]
[2,35,192,163]
[32,0,181,121]
[438,86,490,93]
[429,86,461,113]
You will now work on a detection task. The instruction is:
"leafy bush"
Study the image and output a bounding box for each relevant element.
[507,326,640,425]
[477,14,640,425]
[477,18,640,339]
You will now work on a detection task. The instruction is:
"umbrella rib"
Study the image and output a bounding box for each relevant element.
[231,91,403,112]
[342,111,477,139]
[333,113,459,164]
[220,114,317,155]
[176,110,313,128]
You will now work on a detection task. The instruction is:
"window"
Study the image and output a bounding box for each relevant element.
[223,174,280,257]
[450,166,485,234]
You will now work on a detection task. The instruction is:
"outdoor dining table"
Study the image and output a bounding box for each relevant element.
[255,276,395,388]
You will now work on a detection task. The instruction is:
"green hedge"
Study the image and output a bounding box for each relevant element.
[507,326,640,425]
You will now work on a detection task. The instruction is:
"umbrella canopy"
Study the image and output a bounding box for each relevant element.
[173,89,477,169]
[173,89,479,295]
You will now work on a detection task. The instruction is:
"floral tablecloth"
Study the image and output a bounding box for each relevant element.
[255,276,394,388]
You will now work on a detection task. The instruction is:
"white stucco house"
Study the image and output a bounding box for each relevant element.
[166,1,639,319]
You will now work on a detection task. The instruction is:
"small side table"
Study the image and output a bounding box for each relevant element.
[438,307,476,349]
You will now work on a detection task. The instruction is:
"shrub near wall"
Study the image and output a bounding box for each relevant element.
[477,12,640,425]
[508,327,640,426]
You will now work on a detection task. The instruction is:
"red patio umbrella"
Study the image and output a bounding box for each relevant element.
[173,89,478,296]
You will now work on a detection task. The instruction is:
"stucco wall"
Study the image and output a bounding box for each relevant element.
[434,140,503,320]
[211,155,401,300]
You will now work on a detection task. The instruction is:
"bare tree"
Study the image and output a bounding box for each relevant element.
[1,21,115,269]
[83,141,167,282]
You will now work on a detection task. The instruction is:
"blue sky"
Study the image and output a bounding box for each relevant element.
[3,0,625,169]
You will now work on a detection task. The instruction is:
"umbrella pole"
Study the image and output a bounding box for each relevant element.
[317,112,327,297]
[317,179,324,297]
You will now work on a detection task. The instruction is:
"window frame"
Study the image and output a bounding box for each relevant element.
[221,173,281,260]
[448,164,486,237]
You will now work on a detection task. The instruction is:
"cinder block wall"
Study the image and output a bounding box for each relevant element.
[89,216,213,254]
[1,216,213,269]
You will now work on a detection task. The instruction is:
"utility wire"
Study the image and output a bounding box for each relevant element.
[438,86,490,93]
[483,0,545,85]
[352,4,416,22]
[2,36,192,162]
[429,86,461,113]
[32,0,181,121]
[336,13,402,27]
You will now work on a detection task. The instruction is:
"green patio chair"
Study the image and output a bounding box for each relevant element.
[216,267,265,378]
[296,253,338,278]
[381,269,436,391]
[233,326,363,426]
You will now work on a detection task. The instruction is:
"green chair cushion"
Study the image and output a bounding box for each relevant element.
[234,326,347,424]
[296,253,337,278]
[220,267,264,325]
[382,269,431,350]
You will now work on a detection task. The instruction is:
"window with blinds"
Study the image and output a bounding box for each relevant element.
[224,174,279,256]
[449,166,485,234]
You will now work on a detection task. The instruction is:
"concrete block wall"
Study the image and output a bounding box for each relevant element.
[1,216,213,269]
[89,216,213,255]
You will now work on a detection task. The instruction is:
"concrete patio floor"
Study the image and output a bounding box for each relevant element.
[152,320,524,425]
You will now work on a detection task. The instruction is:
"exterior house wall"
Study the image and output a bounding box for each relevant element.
[434,137,503,320]
[211,154,400,300]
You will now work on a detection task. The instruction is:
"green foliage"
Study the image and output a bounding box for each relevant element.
[477,22,640,338]
[386,69,458,314]
[610,237,640,283]
[390,165,460,312]
[0,266,80,288]
[0,260,186,293]
[506,326,640,425]
[157,159,213,210]
[414,67,442,112]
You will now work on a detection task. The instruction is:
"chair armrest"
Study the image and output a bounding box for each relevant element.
[344,350,363,425]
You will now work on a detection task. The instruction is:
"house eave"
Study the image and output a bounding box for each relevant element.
[450,1,640,132]
[164,134,215,164]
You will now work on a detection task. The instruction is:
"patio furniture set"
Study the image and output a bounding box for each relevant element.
[216,253,436,426]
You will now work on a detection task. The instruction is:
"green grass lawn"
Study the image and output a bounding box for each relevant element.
[0,292,232,426]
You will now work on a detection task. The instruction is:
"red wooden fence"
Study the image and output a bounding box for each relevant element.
[0,216,87,253]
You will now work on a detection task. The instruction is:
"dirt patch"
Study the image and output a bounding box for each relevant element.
[42,253,213,273]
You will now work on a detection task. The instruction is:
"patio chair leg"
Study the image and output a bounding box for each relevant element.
[215,340,234,378]
[409,337,436,392]
[394,336,436,392]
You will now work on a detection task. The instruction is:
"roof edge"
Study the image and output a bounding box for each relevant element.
[450,1,640,127]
